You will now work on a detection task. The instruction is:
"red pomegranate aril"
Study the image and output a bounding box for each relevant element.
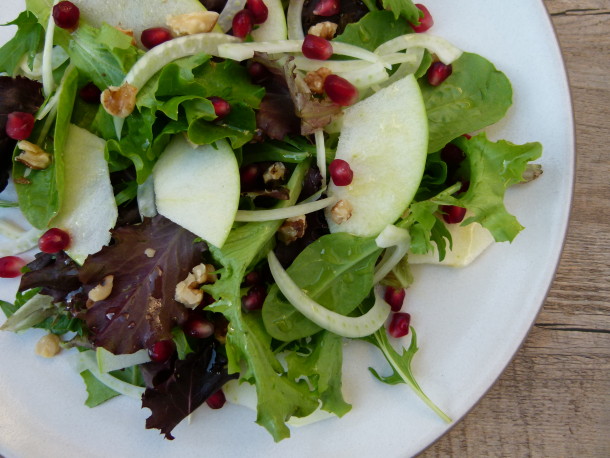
[0,256,27,278]
[329,159,353,186]
[148,340,175,363]
[441,205,467,224]
[38,228,71,253]
[242,284,267,311]
[247,61,269,83]
[240,164,261,190]
[52,1,80,30]
[243,270,263,286]
[440,143,465,167]
[384,286,406,312]
[184,316,215,339]
[5,112,35,140]
[206,389,226,409]
[427,61,452,86]
[313,0,340,17]
[324,74,358,106]
[246,0,269,24]
[388,312,411,338]
[462,133,472,139]
[141,27,173,49]
[302,34,333,60]
[232,10,254,38]
[411,4,434,33]
[208,96,231,119]
[79,82,101,104]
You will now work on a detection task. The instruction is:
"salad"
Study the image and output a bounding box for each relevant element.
[0,0,543,443]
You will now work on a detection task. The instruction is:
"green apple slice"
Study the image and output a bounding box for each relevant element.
[410,216,495,267]
[71,0,206,45]
[153,136,240,248]
[52,124,118,264]
[325,74,428,237]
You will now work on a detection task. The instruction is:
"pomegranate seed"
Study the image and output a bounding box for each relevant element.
[5,112,35,140]
[441,205,467,224]
[184,316,215,339]
[148,340,175,363]
[427,62,453,86]
[206,389,226,409]
[208,96,231,119]
[79,82,101,104]
[242,284,267,311]
[329,159,353,186]
[440,143,465,168]
[240,164,261,190]
[247,61,270,83]
[462,133,472,139]
[243,270,263,286]
[52,1,80,30]
[232,10,253,38]
[388,312,411,338]
[38,228,71,253]
[141,27,172,49]
[246,0,268,24]
[384,287,406,312]
[0,256,27,278]
[302,34,333,60]
[324,74,359,106]
[313,0,340,17]
[411,4,434,33]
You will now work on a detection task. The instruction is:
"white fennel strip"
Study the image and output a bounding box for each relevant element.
[373,225,411,284]
[41,4,56,97]
[268,251,391,338]
[315,129,326,184]
[234,196,337,222]
[286,0,306,39]
[375,34,462,64]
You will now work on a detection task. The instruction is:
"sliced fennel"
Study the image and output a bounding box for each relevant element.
[41,4,56,97]
[374,34,462,65]
[234,196,336,222]
[286,0,306,40]
[96,347,150,373]
[373,225,411,284]
[137,175,157,219]
[0,228,43,256]
[267,251,391,338]
[315,129,326,184]
[217,40,384,65]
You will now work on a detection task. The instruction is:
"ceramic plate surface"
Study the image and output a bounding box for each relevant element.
[0,1,573,456]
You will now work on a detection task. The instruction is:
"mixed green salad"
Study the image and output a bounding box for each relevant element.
[0,0,542,442]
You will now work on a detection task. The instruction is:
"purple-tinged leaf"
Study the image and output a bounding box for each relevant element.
[82,215,206,354]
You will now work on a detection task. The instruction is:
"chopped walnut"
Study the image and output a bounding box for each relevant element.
[144,248,156,258]
[175,264,217,308]
[330,199,353,224]
[263,162,287,185]
[304,67,332,95]
[308,21,338,40]
[101,82,138,118]
[166,11,219,35]
[15,141,51,170]
[13,176,31,185]
[278,215,307,245]
[35,333,61,358]
[88,275,114,304]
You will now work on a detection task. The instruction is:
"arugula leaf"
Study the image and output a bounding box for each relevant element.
[334,10,412,51]
[420,52,513,153]
[0,288,41,319]
[262,233,381,341]
[381,0,422,24]
[285,331,351,416]
[454,134,543,242]
[0,11,44,75]
[362,326,450,422]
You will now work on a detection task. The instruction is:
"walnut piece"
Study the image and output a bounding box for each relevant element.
[35,334,61,358]
[166,11,219,35]
[304,67,332,95]
[115,26,136,46]
[144,248,156,258]
[263,162,287,185]
[175,264,217,308]
[278,215,307,245]
[308,21,338,40]
[88,275,114,304]
[101,82,138,118]
[15,141,51,170]
[330,199,353,224]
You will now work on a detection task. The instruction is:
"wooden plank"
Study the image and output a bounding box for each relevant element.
[421,1,610,456]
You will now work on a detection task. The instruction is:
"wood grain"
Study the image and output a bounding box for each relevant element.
[421,1,610,456]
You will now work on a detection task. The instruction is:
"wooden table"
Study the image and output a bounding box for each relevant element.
[422,1,610,455]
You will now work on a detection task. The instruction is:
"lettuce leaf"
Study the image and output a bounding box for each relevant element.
[334,10,412,51]
[0,11,44,75]
[454,134,543,242]
[381,0,422,24]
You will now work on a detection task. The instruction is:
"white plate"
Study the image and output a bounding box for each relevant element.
[0,1,573,457]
